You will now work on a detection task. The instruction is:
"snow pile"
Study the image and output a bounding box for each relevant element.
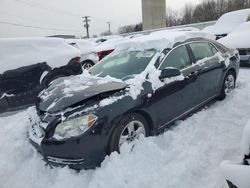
[0,37,80,74]
[220,120,250,188]
[241,120,250,157]
[203,8,250,35]
[218,21,250,49]
[220,160,250,188]
[0,69,250,188]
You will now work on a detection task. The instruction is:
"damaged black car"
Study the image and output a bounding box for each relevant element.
[28,37,239,170]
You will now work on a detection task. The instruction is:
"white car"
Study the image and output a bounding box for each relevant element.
[220,121,250,188]
[218,21,250,66]
[67,39,99,69]
[203,8,250,39]
[0,37,81,74]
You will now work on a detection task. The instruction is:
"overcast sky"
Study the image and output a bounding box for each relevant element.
[0,0,199,38]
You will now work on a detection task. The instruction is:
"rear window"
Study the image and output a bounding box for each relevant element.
[209,43,218,54]
[212,41,229,53]
[189,42,214,61]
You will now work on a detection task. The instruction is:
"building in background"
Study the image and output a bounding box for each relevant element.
[141,0,166,30]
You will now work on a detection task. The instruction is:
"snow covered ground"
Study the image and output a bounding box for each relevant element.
[0,68,250,188]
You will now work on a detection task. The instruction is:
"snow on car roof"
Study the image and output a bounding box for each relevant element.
[218,21,250,49]
[0,37,80,74]
[203,8,250,35]
[115,29,215,52]
[95,37,128,52]
[66,39,96,54]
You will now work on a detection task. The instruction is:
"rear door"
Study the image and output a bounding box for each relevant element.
[188,42,224,101]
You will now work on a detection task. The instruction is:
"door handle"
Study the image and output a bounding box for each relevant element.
[190,71,199,77]
[187,71,199,83]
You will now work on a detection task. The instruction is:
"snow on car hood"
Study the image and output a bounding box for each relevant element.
[203,8,250,35]
[38,73,127,113]
[218,21,250,49]
[0,37,80,74]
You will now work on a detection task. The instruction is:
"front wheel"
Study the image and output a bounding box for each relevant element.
[217,71,236,100]
[108,113,149,153]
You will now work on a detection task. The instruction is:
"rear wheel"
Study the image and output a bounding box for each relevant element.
[218,71,236,100]
[108,113,149,153]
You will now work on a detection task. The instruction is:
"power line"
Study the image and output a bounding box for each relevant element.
[13,0,116,24]
[0,20,82,32]
[14,0,81,17]
[0,10,81,31]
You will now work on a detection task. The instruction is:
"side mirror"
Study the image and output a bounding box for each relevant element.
[159,67,181,80]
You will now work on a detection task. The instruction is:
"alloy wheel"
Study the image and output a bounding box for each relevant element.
[119,120,146,147]
[83,62,93,70]
[224,74,235,95]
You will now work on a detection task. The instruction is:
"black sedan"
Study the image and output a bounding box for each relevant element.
[29,37,239,170]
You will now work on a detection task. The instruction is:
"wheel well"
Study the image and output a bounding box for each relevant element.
[106,110,154,154]
[82,60,94,64]
[130,110,154,136]
[227,68,236,79]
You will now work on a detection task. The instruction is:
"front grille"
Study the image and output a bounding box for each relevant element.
[47,156,85,165]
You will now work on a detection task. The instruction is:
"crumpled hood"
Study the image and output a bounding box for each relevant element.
[38,74,127,113]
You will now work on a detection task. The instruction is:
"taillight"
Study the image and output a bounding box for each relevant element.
[72,56,81,62]
[97,49,115,61]
[96,52,102,60]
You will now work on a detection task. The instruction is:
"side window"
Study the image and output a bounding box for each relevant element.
[189,42,214,61]
[159,45,191,70]
[209,43,218,55]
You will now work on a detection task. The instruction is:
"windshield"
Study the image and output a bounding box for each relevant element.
[90,49,157,80]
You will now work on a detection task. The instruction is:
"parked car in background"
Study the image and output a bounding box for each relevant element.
[67,39,99,69]
[95,37,128,60]
[92,35,123,44]
[218,21,250,66]
[0,37,81,113]
[220,120,250,188]
[28,30,239,170]
[203,8,250,39]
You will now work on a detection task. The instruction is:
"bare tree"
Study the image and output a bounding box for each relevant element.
[118,23,142,34]
[117,0,250,34]
[182,4,193,24]
[100,31,112,36]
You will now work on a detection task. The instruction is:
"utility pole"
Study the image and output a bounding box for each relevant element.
[107,22,111,35]
[83,16,90,38]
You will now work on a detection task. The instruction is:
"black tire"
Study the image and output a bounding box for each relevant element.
[82,61,94,70]
[108,113,149,154]
[217,71,236,101]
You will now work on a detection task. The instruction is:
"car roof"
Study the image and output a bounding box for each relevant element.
[115,30,215,52]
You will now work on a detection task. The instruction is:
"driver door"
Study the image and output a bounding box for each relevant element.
[148,45,201,129]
